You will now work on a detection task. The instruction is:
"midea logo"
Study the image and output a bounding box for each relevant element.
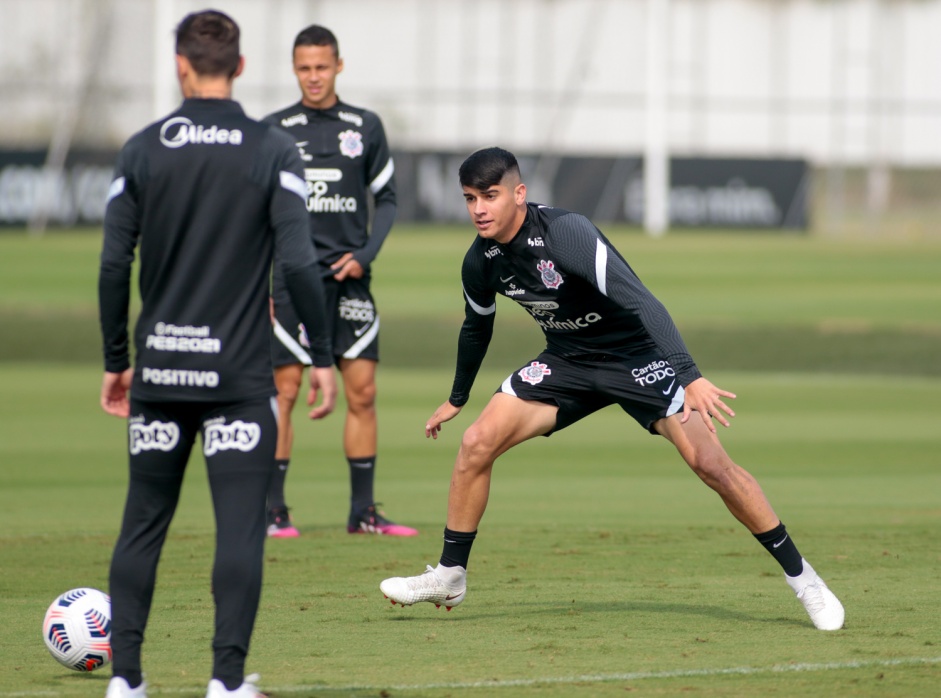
[159,117,243,148]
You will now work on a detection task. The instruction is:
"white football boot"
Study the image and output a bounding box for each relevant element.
[785,558,845,630]
[381,564,466,610]
[105,677,148,698]
[205,673,265,697]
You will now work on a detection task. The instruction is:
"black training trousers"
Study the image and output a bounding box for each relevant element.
[109,396,277,686]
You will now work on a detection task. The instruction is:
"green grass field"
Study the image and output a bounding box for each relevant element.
[1,228,939,697]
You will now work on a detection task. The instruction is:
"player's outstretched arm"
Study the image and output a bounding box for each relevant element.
[307,366,338,420]
[100,369,133,418]
[425,401,463,440]
[680,377,737,433]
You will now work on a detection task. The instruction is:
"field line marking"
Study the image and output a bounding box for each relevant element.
[5,656,940,696]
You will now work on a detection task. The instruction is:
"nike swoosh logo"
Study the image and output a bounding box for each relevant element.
[662,380,675,395]
[445,593,463,601]
[773,535,788,549]
[500,275,515,283]
[354,324,372,337]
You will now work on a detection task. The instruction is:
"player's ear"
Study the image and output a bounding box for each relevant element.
[233,55,245,79]
[336,56,344,75]
[515,182,527,204]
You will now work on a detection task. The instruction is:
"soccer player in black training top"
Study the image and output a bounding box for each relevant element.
[98,11,337,698]
[380,147,845,632]
[264,24,417,538]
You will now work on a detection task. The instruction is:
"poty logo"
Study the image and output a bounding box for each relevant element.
[159,117,243,149]
[129,419,180,455]
[203,420,261,456]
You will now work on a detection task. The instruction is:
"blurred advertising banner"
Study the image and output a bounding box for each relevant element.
[395,152,810,229]
[0,151,115,227]
[0,150,807,229]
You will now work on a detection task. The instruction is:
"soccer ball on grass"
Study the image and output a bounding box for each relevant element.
[42,588,112,672]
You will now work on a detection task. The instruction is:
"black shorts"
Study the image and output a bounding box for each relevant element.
[497,352,686,435]
[271,276,379,368]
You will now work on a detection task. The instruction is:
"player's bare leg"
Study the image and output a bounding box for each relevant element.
[339,357,377,459]
[654,413,778,533]
[267,363,304,538]
[655,413,844,630]
[341,358,416,535]
[446,393,558,532]
[274,363,304,460]
[381,393,556,608]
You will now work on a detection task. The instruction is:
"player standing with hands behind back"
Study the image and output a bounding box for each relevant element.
[264,25,417,538]
[98,10,336,697]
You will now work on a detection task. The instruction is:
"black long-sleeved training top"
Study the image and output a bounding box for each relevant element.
[450,203,702,406]
[264,99,396,302]
[99,98,332,402]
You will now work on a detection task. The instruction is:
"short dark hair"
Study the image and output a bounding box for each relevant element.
[459,147,521,190]
[293,24,339,58]
[175,10,240,78]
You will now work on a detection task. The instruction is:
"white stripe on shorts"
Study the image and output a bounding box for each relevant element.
[273,319,312,365]
[342,317,380,359]
[500,373,517,396]
[667,384,685,417]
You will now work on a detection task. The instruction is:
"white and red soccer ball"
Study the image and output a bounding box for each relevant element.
[42,588,112,672]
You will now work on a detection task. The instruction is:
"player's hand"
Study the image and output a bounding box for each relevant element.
[680,377,736,433]
[425,400,462,440]
[330,252,364,281]
[100,369,133,418]
[307,365,338,419]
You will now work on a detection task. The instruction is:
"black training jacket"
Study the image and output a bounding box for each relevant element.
[99,98,332,402]
[450,203,702,406]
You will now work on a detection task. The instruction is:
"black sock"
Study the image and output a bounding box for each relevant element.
[754,522,804,577]
[267,459,289,510]
[440,527,477,569]
[120,672,143,690]
[348,456,376,513]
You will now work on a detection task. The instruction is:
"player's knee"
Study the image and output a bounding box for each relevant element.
[458,422,500,464]
[345,381,377,413]
[690,451,737,491]
[276,376,302,406]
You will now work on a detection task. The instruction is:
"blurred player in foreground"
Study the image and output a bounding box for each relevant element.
[380,147,844,632]
[264,24,416,538]
[98,10,336,698]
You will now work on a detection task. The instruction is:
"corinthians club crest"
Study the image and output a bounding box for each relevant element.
[518,361,552,385]
[536,259,563,289]
[338,129,363,158]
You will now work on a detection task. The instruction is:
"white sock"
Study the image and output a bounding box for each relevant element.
[435,563,466,584]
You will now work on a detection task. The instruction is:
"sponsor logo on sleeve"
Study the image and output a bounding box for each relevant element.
[129,417,180,455]
[203,418,261,456]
